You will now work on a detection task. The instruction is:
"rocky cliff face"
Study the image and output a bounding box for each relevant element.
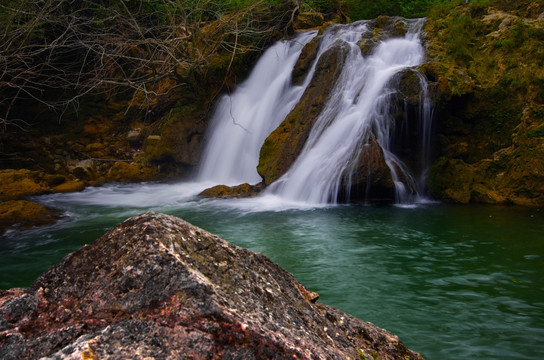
[0,212,423,360]
[423,1,544,205]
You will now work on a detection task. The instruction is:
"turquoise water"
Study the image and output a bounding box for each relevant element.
[1,184,543,359]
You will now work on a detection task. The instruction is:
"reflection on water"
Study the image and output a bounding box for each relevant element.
[1,185,543,360]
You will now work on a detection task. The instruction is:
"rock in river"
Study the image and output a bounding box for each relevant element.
[0,212,423,360]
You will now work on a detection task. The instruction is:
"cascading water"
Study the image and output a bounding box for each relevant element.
[266,18,433,205]
[197,31,317,185]
[198,18,433,205]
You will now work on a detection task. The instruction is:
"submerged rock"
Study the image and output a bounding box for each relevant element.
[0,212,423,360]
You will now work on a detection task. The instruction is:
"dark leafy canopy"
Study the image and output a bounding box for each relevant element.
[342,0,542,20]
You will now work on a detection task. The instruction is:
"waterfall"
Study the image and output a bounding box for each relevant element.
[197,31,317,185]
[197,18,433,205]
[266,18,432,204]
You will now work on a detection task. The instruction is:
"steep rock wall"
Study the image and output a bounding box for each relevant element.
[424,1,544,205]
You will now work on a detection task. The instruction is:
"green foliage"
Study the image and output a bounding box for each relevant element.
[301,0,341,13]
[344,0,439,20]
[341,0,507,21]
[444,12,476,64]
[343,0,400,19]
[528,128,544,138]
[428,0,542,20]
[493,38,515,50]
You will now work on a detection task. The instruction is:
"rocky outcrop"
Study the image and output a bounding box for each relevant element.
[0,169,64,201]
[387,68,435,178]
[356,16,409,56]
[0,169,71,232]
[294,11,326,30]
[0,212,423,360]
[0,200,60,234]
[199,183,263,198]
[424,1,544,205]
[339,136,396,202]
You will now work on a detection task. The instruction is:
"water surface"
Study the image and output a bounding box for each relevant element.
[1,185,542,360]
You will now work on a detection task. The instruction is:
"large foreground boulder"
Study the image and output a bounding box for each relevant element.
[0,213,423,360]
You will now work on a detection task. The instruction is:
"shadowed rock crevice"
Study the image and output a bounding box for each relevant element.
[0,212,423,360]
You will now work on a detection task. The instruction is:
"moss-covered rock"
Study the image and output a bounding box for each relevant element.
[0,200,60,233]
[339,136,396,202]
[428,158,475,204]
[106,161,155,182]
[142,103,207,177]
[291,35,322,85]
[355,17,409,56]
[0,169,51,200]
[199,183,263,198]
[373,16,408,39]
[424,1,544,205]
[52,180,86,193]
[0,168,86,200]
[294,11,326,30]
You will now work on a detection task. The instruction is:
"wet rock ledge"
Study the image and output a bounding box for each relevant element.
[0,212,423,360]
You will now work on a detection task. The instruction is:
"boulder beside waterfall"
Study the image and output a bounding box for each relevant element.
[339,136,396,202]
[0,212,424,360]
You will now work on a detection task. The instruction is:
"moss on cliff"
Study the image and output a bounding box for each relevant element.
[424,1,544,205]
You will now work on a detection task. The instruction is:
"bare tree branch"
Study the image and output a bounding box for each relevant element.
[0,0,298,138]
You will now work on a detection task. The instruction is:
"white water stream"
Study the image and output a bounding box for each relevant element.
[198,18,432,205]
[196,31,317,185]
